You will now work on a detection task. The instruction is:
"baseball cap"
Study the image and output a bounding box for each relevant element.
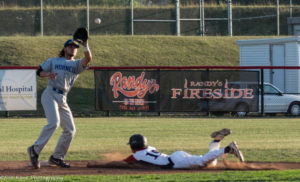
[64,39,80,48]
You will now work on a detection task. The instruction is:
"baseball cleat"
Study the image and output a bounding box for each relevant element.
[228,141,245,162]
[49,155,71,168]
[210,128,231,141]
[27,145,40,169]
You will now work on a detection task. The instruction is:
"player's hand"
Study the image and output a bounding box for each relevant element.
[77,39,88,47]
[48,72,57,80]
[82,40,88,47]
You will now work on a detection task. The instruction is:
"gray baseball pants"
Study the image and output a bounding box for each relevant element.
[33,86,76,160]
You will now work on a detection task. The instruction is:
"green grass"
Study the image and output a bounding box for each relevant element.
[0,36,244,67]
[1,117,300,181]
[1,170,300,182]
[1,117,299,162]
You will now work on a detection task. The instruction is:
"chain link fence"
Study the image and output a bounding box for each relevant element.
[1,0,300,36]
[1,0,300,7]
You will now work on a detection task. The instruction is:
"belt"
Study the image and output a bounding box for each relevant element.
[168,157,174,167]
[52,87,65,95]
[161,157,174,169]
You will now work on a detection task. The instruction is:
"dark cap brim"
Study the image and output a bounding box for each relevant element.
[64,39,80,48]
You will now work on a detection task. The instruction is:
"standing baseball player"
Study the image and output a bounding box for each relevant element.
[88,128,244,169]
[28,38,92,169]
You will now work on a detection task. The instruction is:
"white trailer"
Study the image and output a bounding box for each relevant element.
[236,36,300,94]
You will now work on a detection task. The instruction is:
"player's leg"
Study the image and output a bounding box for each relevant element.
[201,141,245,165]
[170,128,232,168]
[210,129,244,162]
[225,141,245,162]
[208,128,231,166]
[49,100,75,168]
[170,149,225,168]
[171,145,244,169]
[28,89,60,169]
[32,90,60,154]
[208,141,221,166]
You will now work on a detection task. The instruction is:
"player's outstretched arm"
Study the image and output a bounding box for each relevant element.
[81,40,92,67]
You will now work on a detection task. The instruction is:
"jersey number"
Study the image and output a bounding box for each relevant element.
[146,150,160,160]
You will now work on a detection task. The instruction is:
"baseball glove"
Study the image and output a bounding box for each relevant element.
[73,27,88,43]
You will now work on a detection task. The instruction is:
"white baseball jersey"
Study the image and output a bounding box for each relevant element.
[125,146,170,166]
[124,142,224,169]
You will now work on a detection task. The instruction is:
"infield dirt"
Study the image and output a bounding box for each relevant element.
[1,152,299,176]
[1,160,300,176]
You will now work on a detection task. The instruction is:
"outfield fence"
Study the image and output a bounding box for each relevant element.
[1,65,300,117]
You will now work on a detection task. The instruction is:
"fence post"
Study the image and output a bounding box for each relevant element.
[87,0,89,32]
[131,0,134,35]
[40,0,43,36]
[260,69,264,115]
[227,0,232,36]
[277,0,280,36]
[158,68,161,116]
[201,0,205,36]
[290,0,292,17]
[199,0,204,36]
[175,0,180,36]
[199,0,201,35]
[206,68,210,116]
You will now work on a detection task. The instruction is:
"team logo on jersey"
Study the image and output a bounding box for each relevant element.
[55,64,76,74]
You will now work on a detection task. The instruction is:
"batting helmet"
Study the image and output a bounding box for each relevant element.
[128,134,147,150]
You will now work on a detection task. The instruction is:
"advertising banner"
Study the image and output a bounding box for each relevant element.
[95,70,160,111]
[95,70,259,112]
[0,70,37,111]
[160,70,259,112]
